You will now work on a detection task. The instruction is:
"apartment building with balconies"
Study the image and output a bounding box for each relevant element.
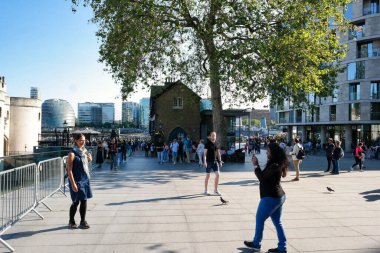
[274,0,380,151]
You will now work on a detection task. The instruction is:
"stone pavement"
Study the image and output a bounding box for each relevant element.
[1,152,380,253]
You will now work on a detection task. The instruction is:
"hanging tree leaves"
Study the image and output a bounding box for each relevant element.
[71,0,350,144]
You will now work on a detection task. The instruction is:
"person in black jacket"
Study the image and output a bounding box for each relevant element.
[324,138,335,172]
[244,143,289,253]
[331,140,344,174]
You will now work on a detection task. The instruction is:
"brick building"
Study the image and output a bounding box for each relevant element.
[149,79,248,146]
[150,80,201,141]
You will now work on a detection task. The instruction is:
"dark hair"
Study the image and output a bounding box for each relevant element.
[267,143,289,177]
[208,131,216,136]
[73,133,85,141]
[294,138,300,143]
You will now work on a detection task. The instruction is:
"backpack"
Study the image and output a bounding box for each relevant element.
[296,146,306,160]
[338,148,344,159]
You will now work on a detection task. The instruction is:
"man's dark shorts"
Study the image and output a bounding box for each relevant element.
[206,162,219,173]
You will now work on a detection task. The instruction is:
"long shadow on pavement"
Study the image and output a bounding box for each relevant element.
[106,194,205,205]
[1,226,68,240]
[360,188,380,202]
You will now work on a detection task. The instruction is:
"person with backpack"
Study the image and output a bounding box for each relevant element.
[324,138,335,173]
[331,140,344,175]
[289,138,303,181]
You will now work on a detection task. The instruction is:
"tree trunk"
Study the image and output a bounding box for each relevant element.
[208,53,227,148]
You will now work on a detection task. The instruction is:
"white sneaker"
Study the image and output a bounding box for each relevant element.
[214,190,221,196]
[204,190,210,195]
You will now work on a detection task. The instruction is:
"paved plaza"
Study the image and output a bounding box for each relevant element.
[1,152,380,253]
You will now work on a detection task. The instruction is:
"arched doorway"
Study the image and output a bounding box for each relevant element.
[169,127,187,141]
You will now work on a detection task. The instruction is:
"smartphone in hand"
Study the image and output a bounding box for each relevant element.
[251,154,258,166]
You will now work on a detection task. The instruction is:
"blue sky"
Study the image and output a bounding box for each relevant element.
[0,0,148,119]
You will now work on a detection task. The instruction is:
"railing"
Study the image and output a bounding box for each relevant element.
[371,112,380,120]
[36,158,65,211]
[0,147,97,252]
[0,164,43,252]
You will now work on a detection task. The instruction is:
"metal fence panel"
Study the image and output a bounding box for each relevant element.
[0,163,38,252]
[36,157,63,209]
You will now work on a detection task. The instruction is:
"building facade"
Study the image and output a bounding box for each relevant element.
[150,80,201,141]
[121,101,141,127]
[41,99,75,129]
[0,76,42,156]
[78,102,115,126]
[139,97,150,129]
[274,0,380,151]
[30,87,40,99]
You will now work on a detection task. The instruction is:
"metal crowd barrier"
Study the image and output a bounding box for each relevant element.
[0,158,65,252]
[36,158,64,211]
[0,147,97,252]
[0,164,42,252]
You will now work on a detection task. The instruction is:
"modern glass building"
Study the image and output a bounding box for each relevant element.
[41,99,75,128]
[78,102,115,125]
[274,0,380,151]
[122,101,141,127]
[139,97,150,129]
[30,87,40,100]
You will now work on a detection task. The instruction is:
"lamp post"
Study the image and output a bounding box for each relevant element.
[63,120,69,146]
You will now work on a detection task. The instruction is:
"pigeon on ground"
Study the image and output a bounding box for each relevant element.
[220,197,229,204]
[327,187,335,192]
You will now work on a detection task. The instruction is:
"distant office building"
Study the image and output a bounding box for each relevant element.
[0,76,41,157]
[139,97,150,129]
[41,99,75,129]
[78,102,115,126]
[122,101,141,127]
[30,87,40,99]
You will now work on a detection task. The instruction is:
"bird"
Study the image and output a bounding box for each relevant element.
[327,187,335,192]
[220,197,229,204]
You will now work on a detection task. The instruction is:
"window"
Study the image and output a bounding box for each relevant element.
[332,88,339,102]
[371,82,380,99]
[349,103,361,120]
[349,83,361,100]
[363,0,379,15]
[330,105,336,121]
[38,112,41,121]
[308,93,316,104]
[358,42,373,58]
[348,22,365,40]
[371,103,380,120]
[296,109,302,123]
[278,112,287,123]
[314,107,320,122]
[173,97,183,109]
[344,2,353,20]
[347,61,365,80]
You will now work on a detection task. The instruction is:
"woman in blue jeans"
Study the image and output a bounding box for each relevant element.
[244,143,289,253]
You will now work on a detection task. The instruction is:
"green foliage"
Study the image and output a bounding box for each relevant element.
[71,0,350,107]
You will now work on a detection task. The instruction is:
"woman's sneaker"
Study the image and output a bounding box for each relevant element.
[267,247,287,253]
[68,220,77,229]
[243,241,261,252]
[79,220,90,229]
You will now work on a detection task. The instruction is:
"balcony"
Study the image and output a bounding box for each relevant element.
[363,0,379,15]
[371,112,380,120]
[372,93,380,99]
[295,116,303,123]
[278,118,288,124]
[305,116,313,123]
[330,114,336,121]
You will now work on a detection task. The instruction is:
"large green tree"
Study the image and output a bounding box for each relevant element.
[72,0,350,145]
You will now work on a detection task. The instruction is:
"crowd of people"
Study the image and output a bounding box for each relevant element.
[66,131,378,253]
